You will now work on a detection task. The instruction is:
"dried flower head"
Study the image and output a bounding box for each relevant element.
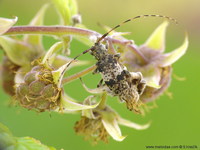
[74,94,150,143]
[0,5,90,111]
[15,62,61,111]
[74,116,109,143]
[120,21,189,102]
[0,6,48,97]
[13,41,97,112]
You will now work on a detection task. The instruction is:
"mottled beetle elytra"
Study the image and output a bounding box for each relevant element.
[66,15,178,113]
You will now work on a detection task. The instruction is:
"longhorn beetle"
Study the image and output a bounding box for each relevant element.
[66,15,177,113]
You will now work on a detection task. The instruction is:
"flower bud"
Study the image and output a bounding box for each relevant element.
[72,14,82,25]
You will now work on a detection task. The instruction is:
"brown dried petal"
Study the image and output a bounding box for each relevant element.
[74,116,109,143]
[1,56,20,96]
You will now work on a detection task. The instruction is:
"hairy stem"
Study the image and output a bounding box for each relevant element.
[5,26,148,64]
[62,65,97,84]
[5,26,99,37]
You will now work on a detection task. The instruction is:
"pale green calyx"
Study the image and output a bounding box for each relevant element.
[0,36,36,66]
[0,17,18,35]
[60,94,99,112]
[101,107,150,142]
[42,41,63,65]
[160,33,189,67]
[143,67,161,89]
[145,21,169,51]
[101,114,126,141]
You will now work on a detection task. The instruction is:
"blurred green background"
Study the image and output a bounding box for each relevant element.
[0,0,200,149]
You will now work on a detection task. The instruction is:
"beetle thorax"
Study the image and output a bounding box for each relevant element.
[90,43,108,60]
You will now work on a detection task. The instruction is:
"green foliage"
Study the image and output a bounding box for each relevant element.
[15,137,56,150]
[0,123,56,150]
[52,0,78,25]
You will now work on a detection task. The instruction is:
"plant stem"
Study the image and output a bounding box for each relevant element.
[5,26,148,64]
[62,65,97,84]
[5,26,99,37]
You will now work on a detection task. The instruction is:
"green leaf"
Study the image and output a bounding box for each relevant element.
[52,0,70,25]
[0,17,17,35]
[52,0,78,25]
[0,123,56,150]
[0,36,34,66]
[145,21,169,51]
[0,123,13,135]
[16,137,56,150]
[24,4,49,47]
[160,33,189,67]
[68,0,78,16]
[0,123,16,150]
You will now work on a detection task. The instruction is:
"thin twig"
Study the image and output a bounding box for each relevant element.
[62,65,97,84]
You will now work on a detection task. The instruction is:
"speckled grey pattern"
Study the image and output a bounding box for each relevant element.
[90,42,146,112]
